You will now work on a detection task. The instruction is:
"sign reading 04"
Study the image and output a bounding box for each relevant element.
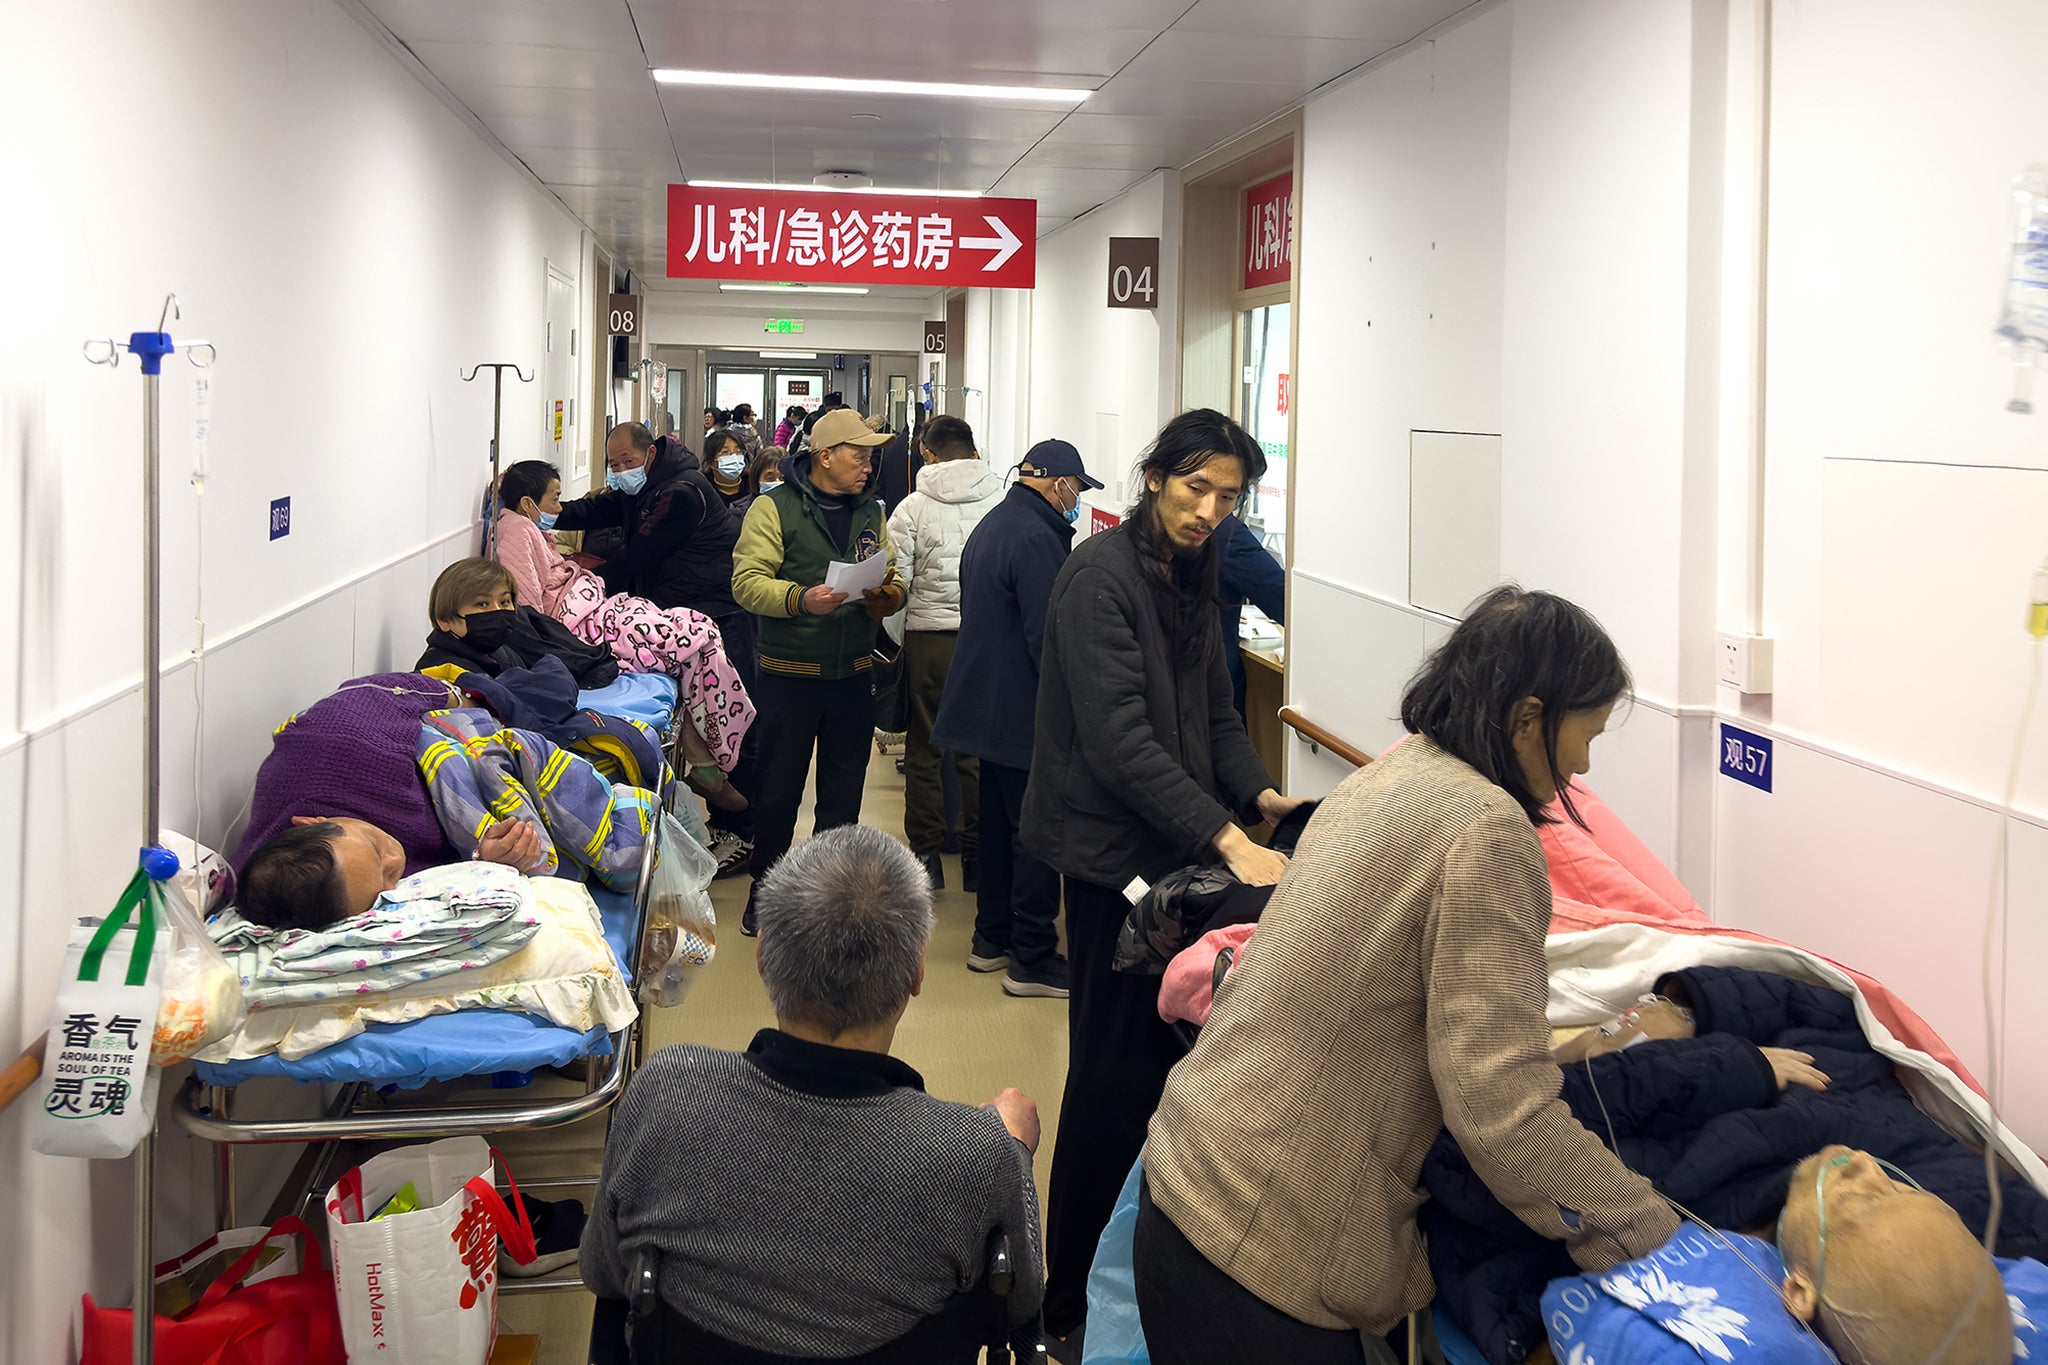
[1107,237,1160,310]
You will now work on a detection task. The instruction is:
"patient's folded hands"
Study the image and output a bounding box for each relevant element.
[474,817,546,873]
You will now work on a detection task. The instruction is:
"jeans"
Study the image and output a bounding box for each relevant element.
[971,761,1060,965]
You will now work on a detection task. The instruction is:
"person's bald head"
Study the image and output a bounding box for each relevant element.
[1778,1147,2013,1364]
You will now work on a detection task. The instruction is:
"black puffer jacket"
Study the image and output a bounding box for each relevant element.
[415,606,618,689]
[1421,965,2048,1365]
[1021,522,1274,891]
[552,443,739,618]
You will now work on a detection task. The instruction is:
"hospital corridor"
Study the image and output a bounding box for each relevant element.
[5,2,2048,1365]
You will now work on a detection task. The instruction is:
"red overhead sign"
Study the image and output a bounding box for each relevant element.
[1243,172,1294,290]
[667,185,1037,290]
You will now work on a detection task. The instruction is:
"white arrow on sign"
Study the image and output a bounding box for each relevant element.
[960,215,1023,272]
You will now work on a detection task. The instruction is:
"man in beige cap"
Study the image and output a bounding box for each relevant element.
[731,407,906,935]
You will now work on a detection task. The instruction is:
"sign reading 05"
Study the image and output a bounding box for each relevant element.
[923,321,948,355]
[608,294,641,337]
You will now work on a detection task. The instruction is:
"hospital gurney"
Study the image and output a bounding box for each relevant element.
[172,674,692,1290]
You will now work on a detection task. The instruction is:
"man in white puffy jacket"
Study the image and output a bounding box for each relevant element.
[887,415,1005,890]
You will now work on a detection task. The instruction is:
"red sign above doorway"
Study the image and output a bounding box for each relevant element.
[667,186,1038,290]
[1243,172,1294,290]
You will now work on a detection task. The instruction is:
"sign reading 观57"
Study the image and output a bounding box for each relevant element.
[667,185,1037,290]
[1719,723,1773,793]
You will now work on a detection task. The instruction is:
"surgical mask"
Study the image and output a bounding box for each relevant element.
[535,510,558,531]
[606,466,648,496]
[716,453,747,479]
[1059,481,1081,524]
[461,608,516,651]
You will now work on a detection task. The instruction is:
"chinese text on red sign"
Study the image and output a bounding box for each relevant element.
[667,186,1037,290]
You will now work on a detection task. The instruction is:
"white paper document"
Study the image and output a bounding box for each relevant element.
[824,553,890,596]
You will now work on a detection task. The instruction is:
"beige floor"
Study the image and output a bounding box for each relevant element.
[494,743,1071,1363]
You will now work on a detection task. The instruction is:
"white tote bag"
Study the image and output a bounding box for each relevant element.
[324,1136,537,1365]
[29,869,166,1159]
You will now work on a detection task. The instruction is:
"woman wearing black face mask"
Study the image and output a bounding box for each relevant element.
[415,558,619,688]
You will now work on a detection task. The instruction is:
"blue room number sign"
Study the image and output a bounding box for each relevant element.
[1719,723,1772,793]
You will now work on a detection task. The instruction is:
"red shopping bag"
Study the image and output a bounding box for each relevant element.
[80,1215,344,1365]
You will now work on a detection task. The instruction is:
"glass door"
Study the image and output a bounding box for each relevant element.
[710,367,767,421]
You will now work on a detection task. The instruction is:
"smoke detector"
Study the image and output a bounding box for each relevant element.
[812,170,875,190]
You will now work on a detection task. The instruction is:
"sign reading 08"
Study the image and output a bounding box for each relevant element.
[608,294,640,337]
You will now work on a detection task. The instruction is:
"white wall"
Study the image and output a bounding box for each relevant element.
[0,1,589,1358]
[1023,170,1182,514]
[1282,0,2048,1150]
[643,290,929,357]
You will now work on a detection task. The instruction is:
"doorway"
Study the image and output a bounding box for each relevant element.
[543,263,576,466]
[1236,300,1290,561]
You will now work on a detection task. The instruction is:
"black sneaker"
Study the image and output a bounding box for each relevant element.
[967,939,1010,973]
[1003,955,1070,999]
[960,858,979,895]
[741,898,759,938]
[919,852,945,891]
[712,836,753,880]
[500,1195,587,1277]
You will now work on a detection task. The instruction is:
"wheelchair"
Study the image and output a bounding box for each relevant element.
[588,1228,1045,1365]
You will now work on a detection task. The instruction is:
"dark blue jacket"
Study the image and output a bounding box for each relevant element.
[931,483,1075,770]
[1421,965,2048,1365]
[1215,515,1285,713]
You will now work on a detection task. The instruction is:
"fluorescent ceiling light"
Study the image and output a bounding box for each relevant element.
[719,283,870,296]
[653,70,1090,103]
[760,351,820,360]
[689,178,982,199]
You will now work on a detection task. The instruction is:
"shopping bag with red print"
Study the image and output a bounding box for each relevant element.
[324,1136,537,1364]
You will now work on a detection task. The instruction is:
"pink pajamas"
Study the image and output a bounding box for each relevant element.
[496,510,755,771]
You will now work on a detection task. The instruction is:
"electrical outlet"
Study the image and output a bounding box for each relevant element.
[1717,633,1775,694]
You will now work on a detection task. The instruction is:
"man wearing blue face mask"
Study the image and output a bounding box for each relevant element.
[931,439,1099,1001]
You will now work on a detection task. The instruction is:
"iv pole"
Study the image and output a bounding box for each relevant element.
[83,294,216,1365]
[460,361,534,557]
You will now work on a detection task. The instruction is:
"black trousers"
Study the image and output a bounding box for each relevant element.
[746,669,876,884]
[1134,1181,1394,1365]
[971,762,1060,966]
[1042,876,1186,1335]
[903,630,978,859]
[706,612,759,843]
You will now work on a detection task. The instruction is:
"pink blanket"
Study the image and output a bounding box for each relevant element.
[1159,775,1978,1095]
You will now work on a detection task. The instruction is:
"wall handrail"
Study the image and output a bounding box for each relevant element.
[0,1033,47,1115]
[1278,708,1372,769]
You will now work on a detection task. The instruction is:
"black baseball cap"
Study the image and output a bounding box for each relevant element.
[1018,439,1103,490]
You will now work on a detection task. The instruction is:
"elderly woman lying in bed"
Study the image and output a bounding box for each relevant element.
[229,671,658,930]
[1424,964,2047,1364]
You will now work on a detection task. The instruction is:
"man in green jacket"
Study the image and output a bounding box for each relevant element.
[731,408,905,934]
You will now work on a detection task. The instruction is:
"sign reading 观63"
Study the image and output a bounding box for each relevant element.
[668,185,1037,290]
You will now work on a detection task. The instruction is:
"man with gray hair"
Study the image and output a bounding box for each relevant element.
[580,825,1045,1356]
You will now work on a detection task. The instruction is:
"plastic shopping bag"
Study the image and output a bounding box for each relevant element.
[80,1215,345,1365]
[1081,1156,1151,1365]
[151,838,246,1065]
[29,862,167,1159]
[636,808,718,1008]
[325,1136,538,1365]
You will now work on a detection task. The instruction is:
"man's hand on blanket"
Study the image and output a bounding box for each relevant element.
[474,817,545,873]
[1762,1047,1830,1092]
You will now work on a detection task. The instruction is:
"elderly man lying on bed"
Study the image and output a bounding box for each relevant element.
[1423,964,2048,1365]
[229,671,657,930]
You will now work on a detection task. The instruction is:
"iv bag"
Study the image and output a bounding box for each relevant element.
[1995,165,2048,413]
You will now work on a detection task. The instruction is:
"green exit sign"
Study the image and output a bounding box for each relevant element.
[763,318,806,334]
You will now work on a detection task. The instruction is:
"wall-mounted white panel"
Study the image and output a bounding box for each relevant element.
[1408,430,1502,619]
[1498,0,1694,701]
[1288,572,1431,763]
[1294,5,1510,604]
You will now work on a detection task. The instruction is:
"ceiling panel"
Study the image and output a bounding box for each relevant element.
[1175,0,1461,42]
[362,0,1481,284]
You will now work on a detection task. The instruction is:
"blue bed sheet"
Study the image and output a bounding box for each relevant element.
[578,673,678,729]
[191,880,640,1091]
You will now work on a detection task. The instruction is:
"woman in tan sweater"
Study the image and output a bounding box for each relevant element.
[1136,586,1681,1364]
